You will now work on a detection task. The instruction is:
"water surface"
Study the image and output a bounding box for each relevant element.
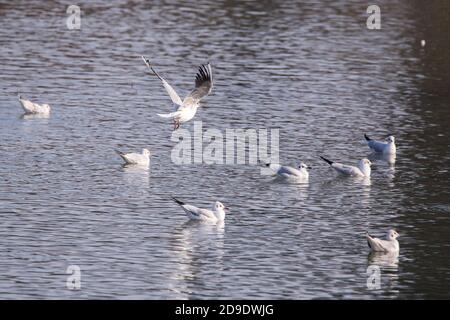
[0,0,449,299]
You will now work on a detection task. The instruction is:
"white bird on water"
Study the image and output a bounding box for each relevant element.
[266,162,310,180]
[366,229,400,253]
[18,95,51,115]
[320,156,372,177]
[172,197,228,223]
[364,134,396,154]
[116,148,151,166]
[142,56,213,130]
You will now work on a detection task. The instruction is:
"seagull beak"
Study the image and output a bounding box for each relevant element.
[224,207,230,211]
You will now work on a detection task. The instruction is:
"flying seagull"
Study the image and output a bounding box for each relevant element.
[172,197,228,223]
[320,156,372,177]
[142,56,213,130]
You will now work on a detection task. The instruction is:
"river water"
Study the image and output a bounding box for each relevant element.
[0,0,449,299]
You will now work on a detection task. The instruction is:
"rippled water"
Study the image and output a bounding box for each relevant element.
[0,0,449,299]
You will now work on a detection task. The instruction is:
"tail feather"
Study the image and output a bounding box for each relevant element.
[157,111,179,118]
[364,134,371,141]
[172,197,185,206]
[319,156,333,165]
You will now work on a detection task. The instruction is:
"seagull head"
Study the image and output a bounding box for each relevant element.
[386,229,399,240]
[214,201,228,212]
[298,162,311,171]
[360,158,372,167]
[387,135,395,143]
[43,104,51,111]
[142,148,151,156]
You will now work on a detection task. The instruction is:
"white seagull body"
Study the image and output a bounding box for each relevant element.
[172,197,227,223]
[365,134,396,154]
[320,156,372,177]
[142,56,213,130]
[19,95,51,115]
[266,162,310,180]
[116,148,151,166]
[366,229,400,253]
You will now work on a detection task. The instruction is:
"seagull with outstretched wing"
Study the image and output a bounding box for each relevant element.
[366,229,400,253]
[142,56,213,130]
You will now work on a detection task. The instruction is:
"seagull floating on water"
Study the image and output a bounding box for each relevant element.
[366,229,400,253]
[320,156,372,177]
[18,95,51,115]
[365,134,396,154]
[116,148,151,166]
[266,162,310,180]
[142,56,213,130]
[172,197,228,223]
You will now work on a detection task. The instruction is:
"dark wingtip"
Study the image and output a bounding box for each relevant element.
[141,55,150,66]
[319,156,333,165]
[171,197,185,206]
[364,134,371,141]
[366,231,374,238]
[366,231,373,248]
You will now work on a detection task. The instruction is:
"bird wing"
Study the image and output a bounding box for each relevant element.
[121,153,143,164]
[366,234,391,252]
[182,63,213,107]
[19,97,37,113]
[142,56,183,106]
[368,140,387,152]
[277,165,302,177]
[331,163,363,176]
[182,204,216,220]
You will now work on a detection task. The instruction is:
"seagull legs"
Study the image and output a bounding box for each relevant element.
[173,119,180,131]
